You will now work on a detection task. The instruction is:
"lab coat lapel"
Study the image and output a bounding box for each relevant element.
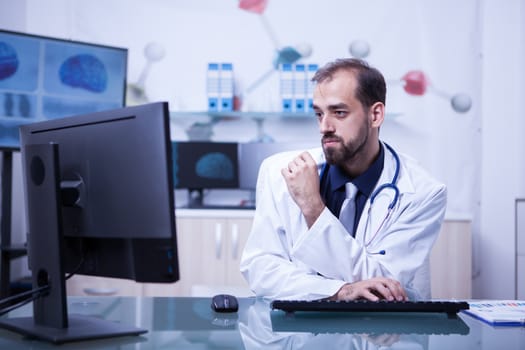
[354,143,403,242]
[354,188,392,244]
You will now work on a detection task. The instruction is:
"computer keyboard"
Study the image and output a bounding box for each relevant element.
[271,299,469,315]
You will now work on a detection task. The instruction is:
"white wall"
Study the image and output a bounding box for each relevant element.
[0,0,523,299]
[476,0,524,299]
[0,0,25,30]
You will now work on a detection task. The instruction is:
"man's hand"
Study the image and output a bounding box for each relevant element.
[281,151,325,227]
[361,333,400,347]
[331,277,408,301]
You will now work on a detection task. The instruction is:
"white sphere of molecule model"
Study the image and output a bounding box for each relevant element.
[294,43,313,58]
[144,42,165,62]
[349,40,370,59]
[450,93,472,113]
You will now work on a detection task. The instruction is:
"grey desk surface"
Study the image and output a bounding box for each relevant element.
[0,296,524,349]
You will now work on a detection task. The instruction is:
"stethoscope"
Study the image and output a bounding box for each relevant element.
[319,142,401,255]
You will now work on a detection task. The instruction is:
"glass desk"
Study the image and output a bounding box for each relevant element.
[0,296,524,349]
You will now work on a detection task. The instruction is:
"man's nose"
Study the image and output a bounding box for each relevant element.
[319,115,334,133]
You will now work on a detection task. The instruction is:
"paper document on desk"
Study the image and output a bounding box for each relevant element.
[463,300,525,326]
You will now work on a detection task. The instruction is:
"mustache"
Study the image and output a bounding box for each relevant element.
[322,134,343,143]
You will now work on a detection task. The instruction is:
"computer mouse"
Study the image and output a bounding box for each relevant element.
[211,294,239,313]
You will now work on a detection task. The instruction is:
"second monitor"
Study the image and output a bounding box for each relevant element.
[172,141,239,208]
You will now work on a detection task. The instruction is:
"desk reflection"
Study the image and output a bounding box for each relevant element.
[238,299,470,350]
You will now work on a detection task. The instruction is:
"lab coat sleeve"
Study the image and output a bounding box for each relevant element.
[240,152,346,300]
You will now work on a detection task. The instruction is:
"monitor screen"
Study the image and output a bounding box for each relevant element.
[0,29,127,150]
[0,102,178,342]
[173,141,239,189]
[172,141,239,208]
[238,142,316,190]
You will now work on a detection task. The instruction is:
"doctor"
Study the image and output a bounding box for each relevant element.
[240,58,447,301]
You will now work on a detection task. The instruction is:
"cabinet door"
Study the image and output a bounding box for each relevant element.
[429,220,472,299]
[147,217,228,296]
[224,218,252,287]
[187,217,229,286]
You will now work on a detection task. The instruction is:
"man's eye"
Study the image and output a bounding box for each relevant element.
[334,110,347,117]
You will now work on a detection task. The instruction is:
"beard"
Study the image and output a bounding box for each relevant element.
[322,121,369,167]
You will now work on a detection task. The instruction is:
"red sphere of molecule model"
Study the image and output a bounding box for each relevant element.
[239,0,268,14]
[402,70,429,96]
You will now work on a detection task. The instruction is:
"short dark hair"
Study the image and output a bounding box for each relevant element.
[312,58,386,109]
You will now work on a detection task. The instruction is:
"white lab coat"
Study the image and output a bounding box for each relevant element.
[240,143,447,301]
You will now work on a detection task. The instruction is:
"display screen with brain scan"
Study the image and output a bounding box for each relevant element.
[172,141,239,191]
[0,30,127,149]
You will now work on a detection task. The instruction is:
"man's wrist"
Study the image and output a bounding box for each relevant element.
[303,202,325,228]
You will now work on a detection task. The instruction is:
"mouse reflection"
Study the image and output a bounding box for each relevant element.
[238,300,470,350]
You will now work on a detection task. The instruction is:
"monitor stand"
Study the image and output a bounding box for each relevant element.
[187,188,205,208]
[0,143,146,344]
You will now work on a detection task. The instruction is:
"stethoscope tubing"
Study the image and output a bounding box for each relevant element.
[370,143,400,208]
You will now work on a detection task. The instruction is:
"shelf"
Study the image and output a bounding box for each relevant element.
[169,111,315,120]
[169,111,316,142]
[169,110,402,121]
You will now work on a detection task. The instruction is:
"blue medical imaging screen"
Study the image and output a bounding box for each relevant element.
[0,30,127,149]
[172,141,239,190]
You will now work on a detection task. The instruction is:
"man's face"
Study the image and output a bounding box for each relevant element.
[313,70,371,166]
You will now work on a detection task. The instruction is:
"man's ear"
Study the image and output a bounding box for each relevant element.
[369,102,385,128]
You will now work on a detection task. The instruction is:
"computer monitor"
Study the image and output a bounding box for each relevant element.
[0,102,178,343]
[0,29,127,150]
[172,141,239,208]
[238,141,316,191]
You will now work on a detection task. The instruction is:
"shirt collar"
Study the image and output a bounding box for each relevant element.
[328,142,385,197]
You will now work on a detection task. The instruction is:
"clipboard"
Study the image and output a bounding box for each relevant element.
[462,300,525,326]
